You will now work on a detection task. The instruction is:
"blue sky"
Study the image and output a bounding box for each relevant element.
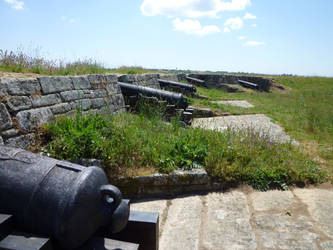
[1,0,332,76]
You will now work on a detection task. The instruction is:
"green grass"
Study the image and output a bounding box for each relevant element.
[40,109,326,191]
[0,49,157,76]
[191,76,333,178]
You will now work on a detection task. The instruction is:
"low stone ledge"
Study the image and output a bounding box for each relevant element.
[188,106,215,118]
[112,168,222,198]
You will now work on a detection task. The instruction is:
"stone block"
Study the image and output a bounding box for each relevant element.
[38,76,73,94]
[5,78,41,95]
[160,196,202,250]
[0,78,8,96]
[254,214,318,249]
[16,108,54,132]
[118,74,133,83]
[293,189,333,238]
[0,103,12,130]
[105,74,118,84]
[91,98,105,109]
[6,96,32,112]
[115,94,125,107]
[202,191,257,249]
[55,110,75,119]
[90,89,108,98]
[71,99,92,111]
[1,129,19,139]
[5,133,35,149]
[114,84,122,94]
[169,168,209,185]
[0,232,52,250]
[31,94,61,108]
[71,75,91,89]
[251,190,295,212]
[50,103,72,115]
[87,74,106,89]
[106,83,118,94]
[60,90,84,102]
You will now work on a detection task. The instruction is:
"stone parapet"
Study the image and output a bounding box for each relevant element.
[0,74,125,149]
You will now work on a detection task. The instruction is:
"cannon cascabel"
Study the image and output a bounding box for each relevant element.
[0,146,129,249]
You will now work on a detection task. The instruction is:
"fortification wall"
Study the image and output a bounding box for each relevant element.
[158,73,187,83]
[0,74,125,149]
[117,73,187,89]
[188,74,271,92]
[117,74,161,89]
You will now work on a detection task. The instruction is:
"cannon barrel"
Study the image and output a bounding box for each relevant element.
[157,79,196,93]
[0,146,129,249]
[118,82,189,109]
[238,79,258,90]
[185,76,205,85]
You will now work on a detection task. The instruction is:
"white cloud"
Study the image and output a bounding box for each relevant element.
[141,0,251,18]
[238,36,246,40]
[224,27,231,33]
[173,18,221,36]
[251,23,257,27]
[244,41,264,46]
[4,0,24,10]
[243,13,256,19]
[61,16,80,24]
[224,17,243,32]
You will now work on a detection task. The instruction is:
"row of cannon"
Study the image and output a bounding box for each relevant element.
[117,76,204,111]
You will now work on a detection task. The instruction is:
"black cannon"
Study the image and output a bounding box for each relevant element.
[0,146,129,249]
[157,79,196,94]
[118,82,189,109]
[238,79,259,90]
[185,76,205,86]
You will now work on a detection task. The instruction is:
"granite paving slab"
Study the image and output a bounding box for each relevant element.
[132,186,333,250]
[192,114,298,145]
[212,100,254,108]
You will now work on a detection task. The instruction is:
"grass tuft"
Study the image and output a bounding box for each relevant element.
[0,48,157,76]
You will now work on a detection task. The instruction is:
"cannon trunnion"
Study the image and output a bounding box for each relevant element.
[0,146,129,249]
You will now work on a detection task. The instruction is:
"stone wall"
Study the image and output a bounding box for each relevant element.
[158,73,187,83]
[0,74,125,149]
[117,74,161,89]
[117,73,187,89]
[188,74,271,92]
